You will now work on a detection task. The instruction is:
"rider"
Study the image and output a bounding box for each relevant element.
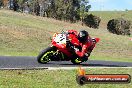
[66,30,97,62]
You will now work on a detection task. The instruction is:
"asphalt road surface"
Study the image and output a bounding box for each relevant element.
[0,56,132,69]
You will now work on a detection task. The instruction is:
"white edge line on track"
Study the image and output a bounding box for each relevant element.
[47,67,132,70]
[0,67,132,70]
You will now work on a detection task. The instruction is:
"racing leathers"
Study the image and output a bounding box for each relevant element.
[66,30,96,62]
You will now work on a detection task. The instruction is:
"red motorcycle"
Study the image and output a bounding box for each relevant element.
[37,32,100,64]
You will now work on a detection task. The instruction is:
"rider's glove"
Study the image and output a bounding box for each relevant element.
[85,52,91,57]
[86,49,93,57]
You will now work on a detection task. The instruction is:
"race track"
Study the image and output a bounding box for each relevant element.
[0,56,132,69]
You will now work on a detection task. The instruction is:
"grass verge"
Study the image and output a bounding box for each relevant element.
[0,68,132,88]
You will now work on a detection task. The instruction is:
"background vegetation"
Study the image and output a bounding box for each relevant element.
[1,0,91,22]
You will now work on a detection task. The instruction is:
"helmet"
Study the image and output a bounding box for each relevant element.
[78,30,89,43]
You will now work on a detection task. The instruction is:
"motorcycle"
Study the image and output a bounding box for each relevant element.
[37,31,100,64]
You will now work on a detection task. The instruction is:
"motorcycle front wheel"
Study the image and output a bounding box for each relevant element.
[37,46,56,64]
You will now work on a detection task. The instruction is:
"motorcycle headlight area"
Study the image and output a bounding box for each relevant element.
[54,34,67,44]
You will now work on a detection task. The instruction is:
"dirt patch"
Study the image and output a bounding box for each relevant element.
[0,26,28,40]
[0,25,52,42]
[9,30,27,39]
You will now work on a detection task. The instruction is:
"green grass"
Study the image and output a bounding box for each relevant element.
[0,68,132,88]
[0,10,132,62]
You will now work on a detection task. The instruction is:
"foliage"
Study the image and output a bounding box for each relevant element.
[84,14,101,29]
[79,0,91,24]
[0,0,91,23]
[47,0,80,23]
[79,0,91,14]
[0,0,3,7]
[107,18,131,36]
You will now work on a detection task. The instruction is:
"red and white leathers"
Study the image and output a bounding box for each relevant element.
[66,30,95,58]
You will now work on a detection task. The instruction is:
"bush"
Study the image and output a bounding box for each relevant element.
[107,18,131,36]
[83,14,101,29]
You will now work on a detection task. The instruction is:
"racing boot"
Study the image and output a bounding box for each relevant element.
[75,58,82,63]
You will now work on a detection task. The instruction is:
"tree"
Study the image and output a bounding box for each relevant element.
[47,0,80,22]
[0,0,3,7]
[85,4,91,12]
[15,0,20,11]
[79,0,91,25]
